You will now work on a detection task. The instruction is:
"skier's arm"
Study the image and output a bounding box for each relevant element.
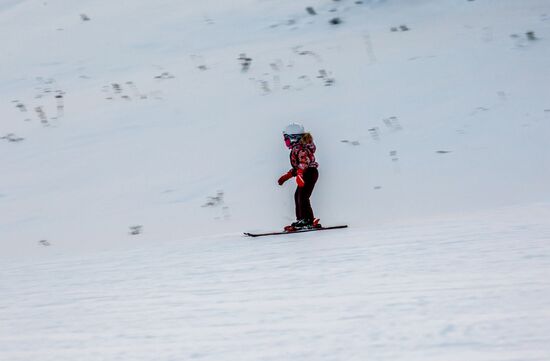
[278,171,293,186]
[293,149,312,187]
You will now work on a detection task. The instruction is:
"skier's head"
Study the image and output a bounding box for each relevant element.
[283,123,304,148]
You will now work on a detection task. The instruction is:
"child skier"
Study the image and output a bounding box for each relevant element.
[277,123,320,231]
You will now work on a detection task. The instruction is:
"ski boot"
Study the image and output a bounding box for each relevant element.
[284,218,321,232]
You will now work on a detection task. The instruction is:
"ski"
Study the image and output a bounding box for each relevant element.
[244,225,348,237]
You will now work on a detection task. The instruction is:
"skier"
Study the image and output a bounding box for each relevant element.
[277,123,320,231]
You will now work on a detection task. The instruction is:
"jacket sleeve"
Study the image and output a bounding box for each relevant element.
[288,148,298,174]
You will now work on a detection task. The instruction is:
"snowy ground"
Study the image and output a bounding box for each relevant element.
[1,0,550,359]
[2,204,550,361]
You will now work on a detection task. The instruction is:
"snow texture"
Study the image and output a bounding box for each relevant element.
[1,0,550,359]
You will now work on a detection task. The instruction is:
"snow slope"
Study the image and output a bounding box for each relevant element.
[2,204,550,361]
[1,0,549,249]
[1,0,550,359]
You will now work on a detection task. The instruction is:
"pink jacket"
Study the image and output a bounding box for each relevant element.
[289,142,319,172]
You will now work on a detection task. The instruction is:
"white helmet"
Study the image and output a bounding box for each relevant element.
[283,123,305,135]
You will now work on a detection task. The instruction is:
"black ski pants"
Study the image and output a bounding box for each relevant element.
[294,167,319,221]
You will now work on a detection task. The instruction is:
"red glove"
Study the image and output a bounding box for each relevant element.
[296,169,305,187]
[278,171,293,186]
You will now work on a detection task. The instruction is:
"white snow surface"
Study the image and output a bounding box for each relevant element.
[1,0,550,359]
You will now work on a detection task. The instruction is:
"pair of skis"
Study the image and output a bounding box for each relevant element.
[244,225,348,237]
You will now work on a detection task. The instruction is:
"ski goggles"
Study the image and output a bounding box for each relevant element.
[283,133,302,147]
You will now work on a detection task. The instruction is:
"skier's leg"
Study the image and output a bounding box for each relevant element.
[294,187,303,221]
[300,168,319,221]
